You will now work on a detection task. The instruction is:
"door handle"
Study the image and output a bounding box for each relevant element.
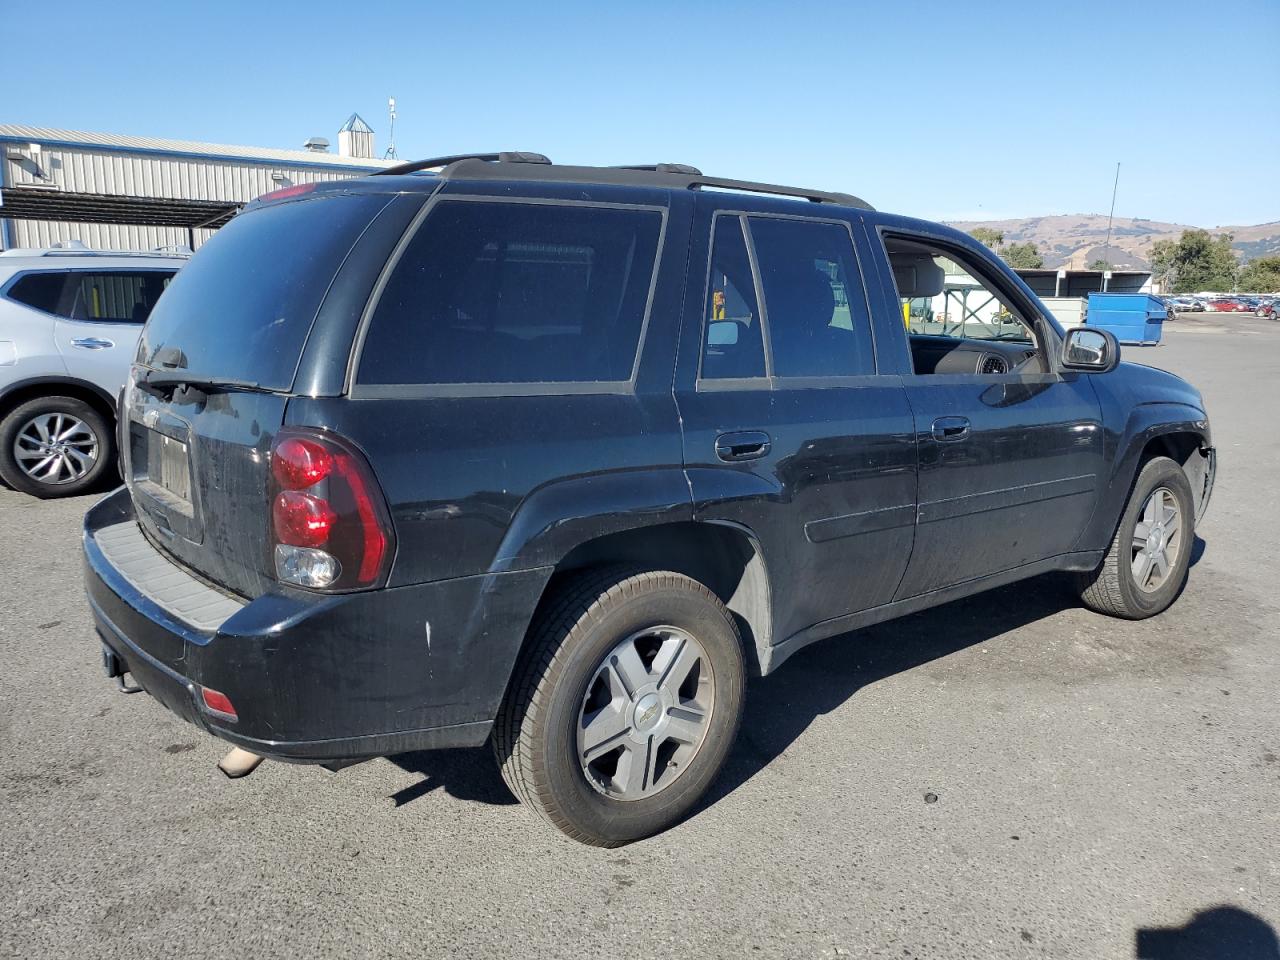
[715,431,772,462]
[72,337,114,350]
[931,416,970,442]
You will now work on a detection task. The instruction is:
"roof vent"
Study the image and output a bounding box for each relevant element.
[303,136,330,153]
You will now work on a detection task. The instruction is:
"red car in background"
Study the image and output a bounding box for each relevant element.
[1206,298,1250,312]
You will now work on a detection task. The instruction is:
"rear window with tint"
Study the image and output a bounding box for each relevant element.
[358,200,663,385]
[138,195,390,390]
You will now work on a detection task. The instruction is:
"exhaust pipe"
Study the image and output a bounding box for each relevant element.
[218,747,265,779]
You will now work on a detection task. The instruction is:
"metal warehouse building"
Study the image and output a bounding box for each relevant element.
[0,116,392,252]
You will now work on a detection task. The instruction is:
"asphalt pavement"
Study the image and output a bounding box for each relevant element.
[1,314,1276,959]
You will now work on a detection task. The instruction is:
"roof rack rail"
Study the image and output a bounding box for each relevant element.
[688,176,866,207]
[615,163,704,175]
[387,154,874,210]
[374,151,552,177]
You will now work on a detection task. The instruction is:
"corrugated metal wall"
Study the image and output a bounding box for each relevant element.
[2,143,376,251]
[6,220,215,252]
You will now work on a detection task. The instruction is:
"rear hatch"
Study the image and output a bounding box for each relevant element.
[122,190,398,598]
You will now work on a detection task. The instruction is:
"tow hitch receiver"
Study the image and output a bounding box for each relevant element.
[101,643,141,694]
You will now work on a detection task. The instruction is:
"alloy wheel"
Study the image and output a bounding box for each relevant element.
[1131,485,1183,593]
[13,412,99,485]
[577,626,715,801]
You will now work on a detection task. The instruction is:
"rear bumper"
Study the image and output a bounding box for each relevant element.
[83,487,550,762]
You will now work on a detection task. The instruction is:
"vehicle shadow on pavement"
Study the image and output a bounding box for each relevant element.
[1135,905,1279,959]
[386,748,518,807]
[383,539,1207,814]
[701,571,1112,810]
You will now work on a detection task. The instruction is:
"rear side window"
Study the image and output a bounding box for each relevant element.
[65,272,173,323]
[700,216,766,380]
[5,270,174,322]
[139,194,390,390]
[748,217,875,378]
[5,272,65,314]
[358,200,663,385]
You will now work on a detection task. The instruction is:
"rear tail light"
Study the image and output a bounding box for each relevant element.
[268,429,394,591]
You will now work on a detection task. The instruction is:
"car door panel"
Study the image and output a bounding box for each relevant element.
[675,200,918,644]
[54,319,141,397]
[896,375,1103,596]
[854,219,1105,599]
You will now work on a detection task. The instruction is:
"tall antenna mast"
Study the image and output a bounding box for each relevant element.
[384,96,398,160]
[1102,161,1121,268]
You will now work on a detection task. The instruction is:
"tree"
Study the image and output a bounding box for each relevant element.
[1147,229,1238,293]
[1088,259,1111,271]
[1001,242,1044,269]
[969,227,1004,249]
[1238,256,1280,293]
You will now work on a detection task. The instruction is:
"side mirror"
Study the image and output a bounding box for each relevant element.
[1061,326,1120,373]
[707,320,740,346]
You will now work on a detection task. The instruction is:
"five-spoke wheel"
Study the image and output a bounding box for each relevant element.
[495,569,745,847]
[578,626,714,801]
[1078,455,1195,619]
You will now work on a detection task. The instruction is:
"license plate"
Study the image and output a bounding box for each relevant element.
[149,431,191,502]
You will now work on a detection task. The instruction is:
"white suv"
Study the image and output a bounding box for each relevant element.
[0,244,187,497]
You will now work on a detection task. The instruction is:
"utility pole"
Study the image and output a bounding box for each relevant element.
[1102,162,1121,270]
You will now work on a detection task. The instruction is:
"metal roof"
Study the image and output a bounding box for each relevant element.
[339,113,374,134]
[0,124,395,170]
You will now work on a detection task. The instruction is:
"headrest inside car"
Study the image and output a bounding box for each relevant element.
[891,254,945,299]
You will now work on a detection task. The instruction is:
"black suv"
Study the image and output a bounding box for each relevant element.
[83,154,1216,846]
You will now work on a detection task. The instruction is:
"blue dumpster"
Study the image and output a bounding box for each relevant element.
[1085,293,1166,345]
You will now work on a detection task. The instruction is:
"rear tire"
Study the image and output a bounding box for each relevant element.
[493,568,745,847]
[1076,456,1194,619]
[0,396,114,498]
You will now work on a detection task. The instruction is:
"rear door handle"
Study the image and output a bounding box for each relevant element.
[931,416,970,442]
[72,337,115,350]
[715,431,772,462]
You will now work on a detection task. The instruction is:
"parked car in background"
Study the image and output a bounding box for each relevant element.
[1167,296,1205,315]
[1256,298,1279,320]
[1205,298,1249,312]
[0,244,188,497]
[83,154,1216,846]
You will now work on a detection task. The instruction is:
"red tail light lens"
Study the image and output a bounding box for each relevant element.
[273,491,336,548]
[272,437,333,490]
[268,430,394,591]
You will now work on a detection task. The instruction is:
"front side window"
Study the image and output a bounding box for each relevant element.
[359,200,663,385]
[749,217,875,378]
[883,235,1046,376]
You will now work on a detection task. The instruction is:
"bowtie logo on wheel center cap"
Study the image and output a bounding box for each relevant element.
[633,693,662,732]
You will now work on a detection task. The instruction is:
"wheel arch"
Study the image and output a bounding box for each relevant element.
[1079,402,1212,551]
[522,519,774,678]
[0,376,117,426]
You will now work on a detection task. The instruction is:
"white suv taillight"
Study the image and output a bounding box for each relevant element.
[268,430,394,590]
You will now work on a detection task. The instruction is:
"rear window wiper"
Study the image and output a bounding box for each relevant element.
[135,371,274,400]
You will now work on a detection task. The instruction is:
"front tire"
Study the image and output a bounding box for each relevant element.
[0,396,114,498]
[1076,456,1194,619]
[493,569,745,846]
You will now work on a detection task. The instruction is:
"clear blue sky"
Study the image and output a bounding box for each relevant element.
[7,0,1279,226]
